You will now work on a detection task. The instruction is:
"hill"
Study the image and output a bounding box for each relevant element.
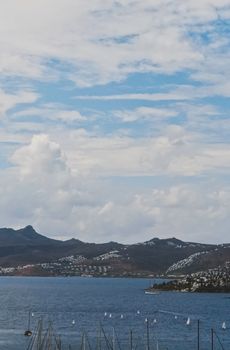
[0,226,229,276]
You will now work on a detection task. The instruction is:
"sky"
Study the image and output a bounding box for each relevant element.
[0,0,230,244]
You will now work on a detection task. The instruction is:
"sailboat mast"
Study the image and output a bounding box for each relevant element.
[112,327,115,350]
[211,328,214,350]
[97,326,102,350]
[28,310,31,330]
[197,319,200,350]
[129,330,133,350]
[146,318,150,350]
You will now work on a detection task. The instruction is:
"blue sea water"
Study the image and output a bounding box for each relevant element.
[0,277,229,350]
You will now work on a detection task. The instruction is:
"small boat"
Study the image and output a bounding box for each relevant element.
[24,311,32,336]
[120,314,124,319]
[145,290,160,295]
[186,317,191,326]
[24,330,32,337]
[222,322,226,330]
[72,320,75,325]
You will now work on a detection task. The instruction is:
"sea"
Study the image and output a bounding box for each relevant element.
[0,276,229,350]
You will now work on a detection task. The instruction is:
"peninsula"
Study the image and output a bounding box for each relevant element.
[146,265,230,293]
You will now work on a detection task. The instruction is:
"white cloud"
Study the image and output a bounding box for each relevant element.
[0,0,229,87]
[74,92,193,102]
[0,89,38,118]
[74,80,230,101]
[52,126,230,177]
[3,106,230,180]
[11,134,67,176]
[132,184,230,243]
[98,201,114,215]
[12,106,87,123]
[0,2,230,244]
[0,134,229,243]
[114,106,178,122]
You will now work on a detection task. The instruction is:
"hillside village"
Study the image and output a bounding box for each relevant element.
[148,263,230,293]
[0,255,113,277]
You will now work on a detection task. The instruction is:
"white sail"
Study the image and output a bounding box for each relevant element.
[186,317,190,325]
[222,322,226,330]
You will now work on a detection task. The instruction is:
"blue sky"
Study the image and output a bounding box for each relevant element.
[0,0,230,243]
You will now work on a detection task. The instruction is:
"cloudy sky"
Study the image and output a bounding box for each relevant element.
[0,0,230,243]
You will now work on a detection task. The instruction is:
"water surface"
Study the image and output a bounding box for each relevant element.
[0,277,229,349]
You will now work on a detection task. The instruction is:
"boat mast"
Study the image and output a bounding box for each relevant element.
[197,319,200,350]
[211,328,214,350]
[145,318,150,350]
[129,330,133,350]
[112,327,115,350]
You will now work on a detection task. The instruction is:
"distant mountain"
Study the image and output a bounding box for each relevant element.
[0,226,229,276]
[0,225,62,246]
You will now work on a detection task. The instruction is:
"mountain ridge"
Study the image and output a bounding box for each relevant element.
[0,226,229,276]
[1,225,226,247]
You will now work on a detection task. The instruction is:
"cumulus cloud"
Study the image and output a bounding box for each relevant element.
[51,126,230,178]
[0,134,229,243]
[11,134,67,176]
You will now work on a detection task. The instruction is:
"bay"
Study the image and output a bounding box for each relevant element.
[0,276,229,349]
